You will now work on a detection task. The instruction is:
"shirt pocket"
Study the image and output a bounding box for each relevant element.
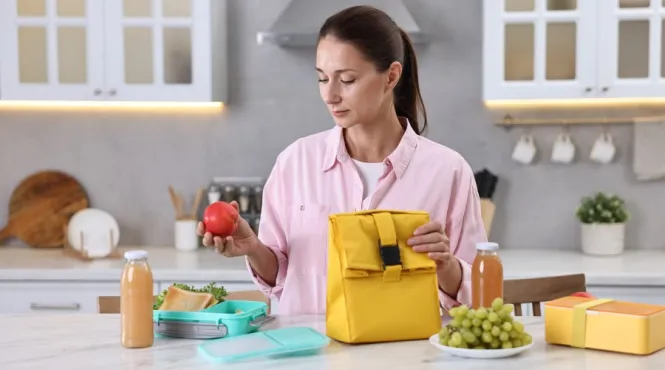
[287,203,330,275]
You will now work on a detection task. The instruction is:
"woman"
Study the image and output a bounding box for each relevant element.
[197,6,487,315]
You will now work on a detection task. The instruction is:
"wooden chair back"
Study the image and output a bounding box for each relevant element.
[503,273,587,316]
[98,290,270,314]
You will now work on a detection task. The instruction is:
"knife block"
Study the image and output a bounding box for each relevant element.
[480,199,495,237]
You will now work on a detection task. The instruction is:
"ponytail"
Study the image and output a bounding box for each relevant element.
[395,29,428,135]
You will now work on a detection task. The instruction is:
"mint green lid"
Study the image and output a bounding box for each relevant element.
[198,327,330,363]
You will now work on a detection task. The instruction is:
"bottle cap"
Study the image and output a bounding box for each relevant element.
[476,242,499,251]
[124,250,148,260]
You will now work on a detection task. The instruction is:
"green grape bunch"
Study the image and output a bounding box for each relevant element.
[438,297,533,350]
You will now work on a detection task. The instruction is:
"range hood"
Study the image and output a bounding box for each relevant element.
[257,0,427,47]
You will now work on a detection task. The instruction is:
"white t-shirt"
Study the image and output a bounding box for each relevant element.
[352,159,384,201]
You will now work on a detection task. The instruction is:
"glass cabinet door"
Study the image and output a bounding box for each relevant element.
[103,0,212,102]
[597,0,665,98]
[483,0,597,101]
[0,0,104,101]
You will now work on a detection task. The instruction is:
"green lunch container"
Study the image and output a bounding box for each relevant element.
[152,300,274,340]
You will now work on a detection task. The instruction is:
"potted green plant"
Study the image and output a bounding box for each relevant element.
[575,192,629,256]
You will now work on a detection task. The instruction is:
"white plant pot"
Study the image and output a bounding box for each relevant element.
[581,223,625,256]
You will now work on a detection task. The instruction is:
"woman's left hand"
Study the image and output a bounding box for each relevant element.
[407,221,462,296]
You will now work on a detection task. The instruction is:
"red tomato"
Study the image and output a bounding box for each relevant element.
[203,201,239,237]
[570,292,595,299]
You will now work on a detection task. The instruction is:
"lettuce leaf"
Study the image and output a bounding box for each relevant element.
[153,282,228,310]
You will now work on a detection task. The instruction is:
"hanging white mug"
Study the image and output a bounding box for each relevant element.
[511,134,537,164]
[590,132,616,164]
[551,133,576,164]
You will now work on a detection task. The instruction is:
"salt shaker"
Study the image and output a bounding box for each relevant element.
[207,184,221,204]
[238,186,250,213]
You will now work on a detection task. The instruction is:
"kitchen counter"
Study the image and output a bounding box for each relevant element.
[0,246,664,286]
[2,246,664,316]
[0,246,250,282]
[2,314,663,369]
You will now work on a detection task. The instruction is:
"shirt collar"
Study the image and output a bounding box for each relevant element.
[321,117,419,179]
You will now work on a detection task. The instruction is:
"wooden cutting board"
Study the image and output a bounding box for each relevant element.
[0,170,89,248]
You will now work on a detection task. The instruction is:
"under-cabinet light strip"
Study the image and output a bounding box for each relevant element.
[496,115,665,126]
[485,97,665,107]
[0,101,224,111]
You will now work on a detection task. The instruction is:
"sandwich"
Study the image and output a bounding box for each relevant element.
[158,285,219,311]
[154,282,227,311]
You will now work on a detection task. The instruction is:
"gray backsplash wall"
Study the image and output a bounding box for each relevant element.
[0,0,663,250]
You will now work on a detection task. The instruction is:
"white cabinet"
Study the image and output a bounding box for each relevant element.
[0,281,159,314]
[0,0,105,101]
[0,279,272,314]
[483,0,597,101]
[0,0,227,103]
[596,0,665,98]
[483,0,665,101]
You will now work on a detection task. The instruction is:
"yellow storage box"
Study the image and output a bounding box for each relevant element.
[544,296,665,355]
[326,210,442,344]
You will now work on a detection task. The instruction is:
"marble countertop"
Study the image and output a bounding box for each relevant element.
[1,246,664,286]
[2,314,663,369]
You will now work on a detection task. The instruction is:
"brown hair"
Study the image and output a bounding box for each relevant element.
[318,5,428,135]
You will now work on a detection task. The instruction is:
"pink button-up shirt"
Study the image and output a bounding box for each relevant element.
[246,119,487,315]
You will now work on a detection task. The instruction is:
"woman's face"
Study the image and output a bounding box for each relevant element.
[316,36,400,129]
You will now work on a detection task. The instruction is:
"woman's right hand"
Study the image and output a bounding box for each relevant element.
[196,201,258,257]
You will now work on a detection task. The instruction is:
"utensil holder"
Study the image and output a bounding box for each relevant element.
[62,224,122,261]
[175,219,199,252]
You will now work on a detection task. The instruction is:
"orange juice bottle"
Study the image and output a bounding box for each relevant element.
[120,250,154,348]
[471,242,504,309]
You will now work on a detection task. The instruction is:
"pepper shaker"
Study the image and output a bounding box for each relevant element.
[221,184,236,203]
[238,186,251,214]
[252,185,263,213]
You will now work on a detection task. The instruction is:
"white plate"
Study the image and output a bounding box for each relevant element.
[428,333,534,359]
[67,208,120,257]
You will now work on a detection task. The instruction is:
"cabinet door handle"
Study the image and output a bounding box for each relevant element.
[30,303,81,311]
[602,86,609,92]
[584,87,592,93]
[93,88,102,96]
[109,89,117,96]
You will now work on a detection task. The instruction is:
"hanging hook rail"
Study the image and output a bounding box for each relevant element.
[496,114,665,127]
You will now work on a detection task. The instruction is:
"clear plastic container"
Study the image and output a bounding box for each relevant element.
[121,250,154,348]
[471,242,504,309]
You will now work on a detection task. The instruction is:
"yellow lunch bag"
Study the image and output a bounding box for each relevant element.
[326,210,442,344]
